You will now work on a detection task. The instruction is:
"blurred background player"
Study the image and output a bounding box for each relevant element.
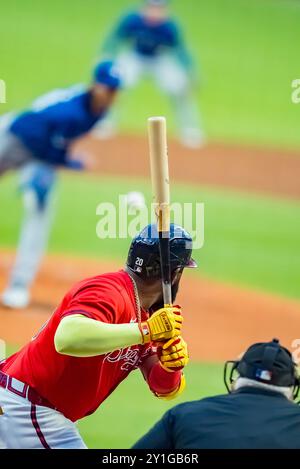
[134,339,300,449]
[97,0,204,148]
[0,61,122,309]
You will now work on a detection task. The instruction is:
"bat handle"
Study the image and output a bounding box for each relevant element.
[163,286,172,308]
[158,231,172,307]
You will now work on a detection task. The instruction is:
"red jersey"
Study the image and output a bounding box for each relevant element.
[1,270,154,422]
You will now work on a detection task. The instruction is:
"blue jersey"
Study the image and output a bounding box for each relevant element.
[10,85,103,165]
[112,12,180,57]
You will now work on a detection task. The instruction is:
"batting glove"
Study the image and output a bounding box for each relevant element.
[139,306,182,344]
[159,336,189,372]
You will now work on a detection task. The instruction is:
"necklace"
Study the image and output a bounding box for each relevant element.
[128,274,142,325]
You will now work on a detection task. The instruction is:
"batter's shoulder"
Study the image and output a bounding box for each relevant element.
[56,271,131,323]
[67,270,131,299]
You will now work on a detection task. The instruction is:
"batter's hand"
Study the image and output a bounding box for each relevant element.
[159,337,189,371]
[139,306,182,344]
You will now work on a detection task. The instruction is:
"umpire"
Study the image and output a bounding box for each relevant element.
[133,339,300,449]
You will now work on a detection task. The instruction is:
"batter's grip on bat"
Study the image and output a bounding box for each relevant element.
[139,306,182,344]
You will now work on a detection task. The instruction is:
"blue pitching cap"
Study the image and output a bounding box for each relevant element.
[93,61,122,90]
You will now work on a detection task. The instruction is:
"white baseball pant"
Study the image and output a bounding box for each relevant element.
[0,384,86,449]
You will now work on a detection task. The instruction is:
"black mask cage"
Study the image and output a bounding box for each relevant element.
[223,352,300,402]
[223,360,239,393]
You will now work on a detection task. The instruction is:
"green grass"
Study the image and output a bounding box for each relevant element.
[1,172,300,299]
[0,0,300,148]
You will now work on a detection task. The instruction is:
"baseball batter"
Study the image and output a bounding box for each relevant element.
[0,223,195,448]
[97,0,204,148]
[0,61,122,309]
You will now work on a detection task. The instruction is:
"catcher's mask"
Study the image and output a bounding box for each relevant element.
[126,223,197,281]
[224,338,300,401]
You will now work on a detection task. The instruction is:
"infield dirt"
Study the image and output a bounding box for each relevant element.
[77,135,300,200]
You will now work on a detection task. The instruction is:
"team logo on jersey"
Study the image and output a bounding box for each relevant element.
[104,346,152,371]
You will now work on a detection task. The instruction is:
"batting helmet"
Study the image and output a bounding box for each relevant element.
[126,223,197,280]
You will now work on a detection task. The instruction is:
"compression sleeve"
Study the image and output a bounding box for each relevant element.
[147,361,182,397]
[54,314,143,357]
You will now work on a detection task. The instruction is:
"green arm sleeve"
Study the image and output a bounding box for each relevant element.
[54,314,143,357]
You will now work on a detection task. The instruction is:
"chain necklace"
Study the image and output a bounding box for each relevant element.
[128,274,142,325]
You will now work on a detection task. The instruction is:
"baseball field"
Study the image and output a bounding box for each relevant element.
[1,0,300,448]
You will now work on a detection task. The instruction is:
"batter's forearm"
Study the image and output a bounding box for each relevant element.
[54,315,143,357]
[147,361,182,397]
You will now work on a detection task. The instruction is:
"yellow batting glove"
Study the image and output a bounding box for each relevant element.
[159,336,189,371]
[139,306,183,344]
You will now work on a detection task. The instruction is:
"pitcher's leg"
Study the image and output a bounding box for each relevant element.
[0,130,34,176]
[2,162,57,309]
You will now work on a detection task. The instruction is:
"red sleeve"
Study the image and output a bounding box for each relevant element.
[146,361,182,395]
[60,279,126,324]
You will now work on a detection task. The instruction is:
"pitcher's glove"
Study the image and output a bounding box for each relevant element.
[159,336,189,371]
[139,305,182,344]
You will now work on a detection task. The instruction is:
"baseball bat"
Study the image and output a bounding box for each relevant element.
[148,116,172,307]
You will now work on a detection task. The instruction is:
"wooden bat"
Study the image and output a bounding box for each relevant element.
[148,116,172,307]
